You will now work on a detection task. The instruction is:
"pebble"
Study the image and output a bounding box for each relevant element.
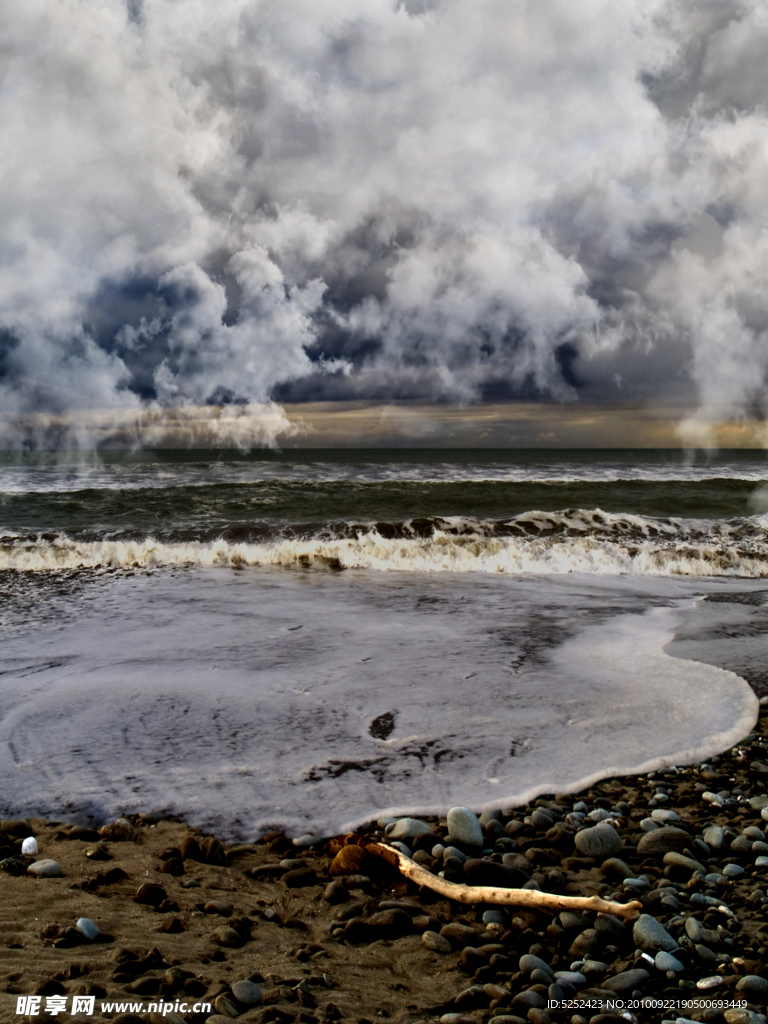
[651,808,680,823]
[723,863,745,877]
[204,900,233,916]
[735,975,768,995]
[230,979,262,1005]
[636,826,690,856]
[640,818,660,832]
[573,822,622,859]
[446,806,483,847]
[663,851,705,873]
[422,930,452,953]
[386,817,434,839]
[27,859,63,877]
[654,951,683,972]
[75,917,100,941]
[632,914,678,953]
[697,975,724,990]
[554,971,587,988]
[98,817,138,842]
[519,953,554,979]
[212,926,243,948]
[685,918,703,942]
[602,968,649,993]
[330,844,368,875]
[21,836,38,855]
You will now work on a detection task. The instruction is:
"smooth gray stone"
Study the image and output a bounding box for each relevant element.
[231,980,262,1006]
[519,953,554,978]
[632,914,678,953]
[723,863,745,878]
[603,968,649,993]
[685,918,703,942]
[446,806,483,847]
[752,840,768,855]
[655,951,683,972]
[637,826,690,857]
[27,859,63,877]
[703,825,724,849]
[651,809,680,823]
[664,851,705,873]
[422,930,452,953]
[587,808,612,822]
[386,817,434,840]
[735,975,768,995]
[742,826,765,841]
[574,822,622,859]
[554,971,587,987]
[640,818,660,832]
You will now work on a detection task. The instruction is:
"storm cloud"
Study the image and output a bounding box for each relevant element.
[1,0,768,444]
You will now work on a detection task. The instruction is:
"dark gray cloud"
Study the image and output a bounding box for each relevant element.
[1,0,768,445]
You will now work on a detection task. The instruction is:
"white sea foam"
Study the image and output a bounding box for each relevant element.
[2,522,768,576]
[0,568,759,838]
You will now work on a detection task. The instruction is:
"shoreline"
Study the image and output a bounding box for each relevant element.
[3,704,768,1024]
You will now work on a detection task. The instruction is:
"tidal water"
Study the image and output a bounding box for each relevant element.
[0,448,765,839]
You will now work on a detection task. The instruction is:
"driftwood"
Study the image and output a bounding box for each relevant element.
[366,841,642,919]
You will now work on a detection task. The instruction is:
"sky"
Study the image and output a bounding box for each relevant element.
[2,0,768,447]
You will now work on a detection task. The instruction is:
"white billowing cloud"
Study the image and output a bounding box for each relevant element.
[1,0,768,444]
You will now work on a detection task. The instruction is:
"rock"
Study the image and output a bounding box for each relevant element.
[601,857,634,880]
[422,929,452,953]
[204,900,233,916]
[463,857,528,888]
[573,823,622,859]
[85,843,111,860]
[594,914,626,940]
[454,984,487,1009]
[323,880,348,904]
[21,837,38,855]
[27,859,62,877]
[519,953,554,978]
[440,922,484,947]
[663,851,705,873]
[75,918,100,941]
[510,990,546,1011]
[723,863,745,878]
[201,835,226,864]
[440,1015,478,1024]
[725,1012,766,1024]
[134,882,167,908]
[99,818,138,842]
[214,993,240,1017]
[366,908,413,938]
[179,836,203,861]
[651,809,679,823]
[1,857,27,876]
[703,825,725,849]
[447,806,483,847]
[213,925,243,948]
[386,817,435,839]
[283,866,318,887]
[655,951,684,972]
[685,918,703,943]
[603,968,649,993]
[329,845,369,875]
[632,914,678,953]
[569,929,601,958]
[636,826,690,857]
[231,979,263,1005]
[735,975,768,995]
[554,971,587,988]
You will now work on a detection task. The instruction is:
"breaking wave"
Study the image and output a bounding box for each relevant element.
[3,508,768,576]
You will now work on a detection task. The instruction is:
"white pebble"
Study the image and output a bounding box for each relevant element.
[75,917,100,941]
[21,837,38,855]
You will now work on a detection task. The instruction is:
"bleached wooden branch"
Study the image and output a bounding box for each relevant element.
[366,842,642,919]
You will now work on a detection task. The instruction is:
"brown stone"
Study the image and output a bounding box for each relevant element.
[329,844,369,875]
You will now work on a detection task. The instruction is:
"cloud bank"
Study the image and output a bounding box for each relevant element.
[2,0,768,445]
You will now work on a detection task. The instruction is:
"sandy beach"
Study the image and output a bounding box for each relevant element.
[3,702,767,1024]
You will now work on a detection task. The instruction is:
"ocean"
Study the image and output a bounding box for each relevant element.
[0,447,766,841]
